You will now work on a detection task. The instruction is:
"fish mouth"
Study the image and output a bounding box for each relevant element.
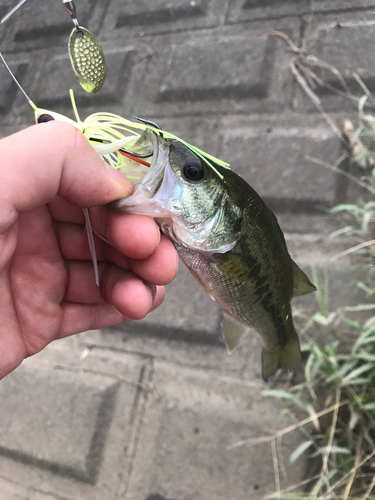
[109,129,172,217]
[119,129,160,188]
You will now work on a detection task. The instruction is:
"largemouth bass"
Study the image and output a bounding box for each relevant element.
[111,130,316,380]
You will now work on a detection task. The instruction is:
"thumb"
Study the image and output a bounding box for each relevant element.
[0,121,134,215]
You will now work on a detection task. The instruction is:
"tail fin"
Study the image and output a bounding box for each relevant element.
[261,340,301,382]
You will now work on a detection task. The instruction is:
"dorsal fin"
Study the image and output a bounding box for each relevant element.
[292,260,316,297]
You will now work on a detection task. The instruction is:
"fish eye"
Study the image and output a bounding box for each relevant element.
[37,114,55,123]
[183,160,205,183]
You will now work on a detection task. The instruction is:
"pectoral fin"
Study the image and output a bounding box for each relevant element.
[292,260,316,297]
[222,313,249,353]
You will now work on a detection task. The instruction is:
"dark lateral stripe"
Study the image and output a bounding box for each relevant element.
[248,261,289,347]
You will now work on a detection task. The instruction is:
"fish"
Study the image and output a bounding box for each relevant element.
[111,129,317,380]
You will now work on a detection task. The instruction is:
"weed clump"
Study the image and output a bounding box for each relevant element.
[263,82,375,500]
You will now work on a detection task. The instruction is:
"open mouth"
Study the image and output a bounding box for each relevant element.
[88,127,160,190]
[108,130,172,217]
[117,129,160,189]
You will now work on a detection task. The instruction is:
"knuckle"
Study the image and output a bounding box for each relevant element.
[46,121,87,155]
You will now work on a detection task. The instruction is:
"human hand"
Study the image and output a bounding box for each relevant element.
[0,122,178,378]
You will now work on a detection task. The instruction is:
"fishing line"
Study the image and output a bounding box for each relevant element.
[0,51,35,107]
[0,0,28,24]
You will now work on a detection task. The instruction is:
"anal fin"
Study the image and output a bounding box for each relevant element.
[222,312,249,353]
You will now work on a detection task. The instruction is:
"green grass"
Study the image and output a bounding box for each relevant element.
[262,80,375,500]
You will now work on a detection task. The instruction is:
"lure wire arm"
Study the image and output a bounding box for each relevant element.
[63,0,81,31]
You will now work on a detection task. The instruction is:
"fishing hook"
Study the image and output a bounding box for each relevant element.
[116,148,153,159]
[134,116,164,138]
[93,117,165,159]
[119,116,165,157]
[89,137,153,160]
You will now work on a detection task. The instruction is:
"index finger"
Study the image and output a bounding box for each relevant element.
[0,122,134,231]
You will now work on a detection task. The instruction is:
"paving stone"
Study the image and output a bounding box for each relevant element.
[159,39,269,101]
[100,0,227,37]
[114,262,221,338]
[0,5,10,46]
[0,0,106,53]
[220,123,343,211]
[0,365,118,483]
[220,111,370,213]
[0,58,29,120]
[0,478,28,500]
[294,14,375,112]
[277,213,344,234]
[0,347,152,500]
[3,11,299,122]
[115,0,208,25]
[124,362,303,500]
[30,494,64,500]
[149,115,224,159]
[227,0,375,23]
[0,50,45,127]
[81,324,268,382]
[1,24,299,122]
[27,49,137,114]
[124,24,298,117]
[0,4,10,20]
[0,46,144,128]
[286,234,365,309]
[80,263,230,372]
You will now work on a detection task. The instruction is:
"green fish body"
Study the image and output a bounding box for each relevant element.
[112,132,316,380]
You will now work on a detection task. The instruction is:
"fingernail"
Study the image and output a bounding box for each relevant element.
[106,164,132,184]
[144,281,157,307]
